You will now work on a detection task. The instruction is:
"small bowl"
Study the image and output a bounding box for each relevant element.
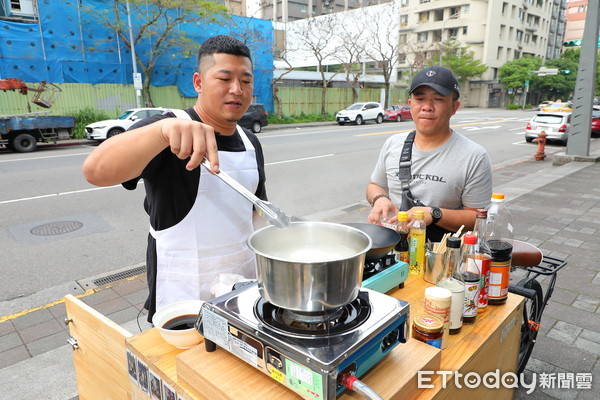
[152,300,204,349]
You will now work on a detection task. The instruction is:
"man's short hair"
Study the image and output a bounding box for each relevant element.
[197,35,252,71]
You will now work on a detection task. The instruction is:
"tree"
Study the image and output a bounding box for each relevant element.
[332,14,366,104]
[84,0,228,106]
[362,3,402,108]
[537,58,578,100]
[429,40,487,84]
[498,56,542,104]
[289,15,340,118]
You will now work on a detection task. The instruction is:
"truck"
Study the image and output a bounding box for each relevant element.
[0,78,76,153]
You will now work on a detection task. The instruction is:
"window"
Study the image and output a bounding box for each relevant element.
[462,26,468,35]
[4,0,35,17]
[462,5,469,14]
[417,32,429,42]
[399,34,407,44]
[401,0,409,6]
[497,47,503,59]
[419,12,429,23]
[502,2,508,15]
[400,14,408,27]
[514,50,521,59]
[518,9,525,22]
[433,9,443,21]
[398,53,406,63]
[524,34,530,44]
[516,30,523,41]
[500,25,505,39]
[448,28,458,39]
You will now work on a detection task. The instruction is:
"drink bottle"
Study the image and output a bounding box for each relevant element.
[460,234,481,324]
[474,209,492,312]
[394,211,409,263]
[486,193,513,305]
[409,210,426,275]
[436,236,464,335]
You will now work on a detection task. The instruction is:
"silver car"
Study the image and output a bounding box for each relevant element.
[525,112,571,145]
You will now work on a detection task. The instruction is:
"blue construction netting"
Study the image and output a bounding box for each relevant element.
[0,0,273,110]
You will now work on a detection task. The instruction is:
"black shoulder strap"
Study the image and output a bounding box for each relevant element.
[398,130,415,185]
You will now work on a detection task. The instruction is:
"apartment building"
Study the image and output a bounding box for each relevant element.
[564,0,588,43]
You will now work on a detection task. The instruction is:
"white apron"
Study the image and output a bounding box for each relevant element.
[151,122,258,311]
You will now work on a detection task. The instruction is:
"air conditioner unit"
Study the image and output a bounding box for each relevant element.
[9,0,35,17]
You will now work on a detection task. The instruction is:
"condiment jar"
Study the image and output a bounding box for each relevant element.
[412,314,444,349]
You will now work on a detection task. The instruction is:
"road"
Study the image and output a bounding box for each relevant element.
[0,108,560,312]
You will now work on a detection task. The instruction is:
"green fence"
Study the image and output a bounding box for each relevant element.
[276,87,408,115]
[1,82,407,117]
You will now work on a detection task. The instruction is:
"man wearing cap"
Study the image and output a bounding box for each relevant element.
[366,66,492,241]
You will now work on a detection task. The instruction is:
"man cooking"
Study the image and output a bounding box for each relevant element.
[82,35,267,322]
[366,65,492,241]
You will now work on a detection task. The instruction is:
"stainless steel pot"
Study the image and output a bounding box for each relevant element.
[247,221,372,312]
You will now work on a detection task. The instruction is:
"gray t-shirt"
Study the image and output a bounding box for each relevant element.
[370,130,492,211]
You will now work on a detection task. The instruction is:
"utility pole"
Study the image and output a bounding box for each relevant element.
[126,0,142,108]
[566,0,599,156]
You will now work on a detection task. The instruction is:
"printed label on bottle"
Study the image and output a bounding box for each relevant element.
[477,257,491,308]
[488,258,511,300]
[396,251,409,263]
[463,281,479,317]
[426,338,442,349]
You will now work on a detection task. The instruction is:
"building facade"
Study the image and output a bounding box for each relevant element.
[564,0,588,43]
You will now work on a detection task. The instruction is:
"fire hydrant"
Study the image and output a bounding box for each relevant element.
[533,131,547,161]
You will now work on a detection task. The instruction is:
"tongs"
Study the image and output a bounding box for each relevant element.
[201,159,291,228]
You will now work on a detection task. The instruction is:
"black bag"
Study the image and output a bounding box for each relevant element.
[399,131,452,242]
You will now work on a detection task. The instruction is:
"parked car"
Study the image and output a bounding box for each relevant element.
[525,111,571,145]
[592,108,600,136]
[86,107,167,141]
[384,105,412,122]
[238,103,268,133]
[536,101,553,111]
[540,101,572,113]
[336,102,385,125]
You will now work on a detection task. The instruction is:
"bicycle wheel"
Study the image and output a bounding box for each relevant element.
[515,278,544,374]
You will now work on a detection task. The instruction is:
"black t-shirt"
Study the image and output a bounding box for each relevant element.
[123,107,267,321]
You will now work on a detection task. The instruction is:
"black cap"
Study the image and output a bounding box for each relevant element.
[447,237,461,248]
[409,66,460,98]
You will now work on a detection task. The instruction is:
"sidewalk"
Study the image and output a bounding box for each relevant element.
[1,139,600,399]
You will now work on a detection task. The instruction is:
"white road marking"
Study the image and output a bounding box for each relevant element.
[0,152,91,163]
[266,154,334,165]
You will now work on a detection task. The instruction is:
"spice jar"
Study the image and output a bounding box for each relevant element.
[412,314,444,349]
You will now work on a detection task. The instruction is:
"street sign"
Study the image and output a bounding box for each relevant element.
[545,68,558,75]
[133,73,143,90]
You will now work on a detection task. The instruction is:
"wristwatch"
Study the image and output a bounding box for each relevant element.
[430,207,443,225]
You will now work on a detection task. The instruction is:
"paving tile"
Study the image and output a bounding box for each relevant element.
[111,277,148,297]
[0,345,30,369]
[546,329,577,345]
[92,297,133,316]
[48,303,68,320]
[80,288,120,307]
[106,306,145,326]
[0,332,23,352]
[19,319,64,344]
[544,301,600,334]
[547,288,577,306]
[0,320,15,336]
[580,329,600,345]
[10,308,54,331]
[26,330,70,357]
[572,301,598,313]
[123,289,149,307]
[531,335,596,373]
[573,337,600,356]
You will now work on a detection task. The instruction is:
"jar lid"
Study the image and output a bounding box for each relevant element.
[413,314,444,333]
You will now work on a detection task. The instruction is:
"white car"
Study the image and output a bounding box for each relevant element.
[85,107,168,141]
[336,102,385,125]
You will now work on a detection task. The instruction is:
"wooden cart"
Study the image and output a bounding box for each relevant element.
[65,275,523,399]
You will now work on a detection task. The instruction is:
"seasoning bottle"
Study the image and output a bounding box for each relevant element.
[412,314,444,349]
[460,234,481,324]
[486,193,513,305]
[394,211,410,263]
[409,210,426,276]
[423,286,451,349]
[474,209,492,313]
[436,236,464,335]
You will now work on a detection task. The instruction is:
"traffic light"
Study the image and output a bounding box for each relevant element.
[563,40,582,47]
[560,70,571,74]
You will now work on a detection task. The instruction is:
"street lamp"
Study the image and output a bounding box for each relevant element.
[126,0,142,108]
[439,11,460,65]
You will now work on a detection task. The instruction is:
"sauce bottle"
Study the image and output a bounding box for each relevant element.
[409,210,426,275]
[394,211,410,263]
[486,193,513,305]
[460,234,481,324]
[436,236,464,335]
[474,209,492,313]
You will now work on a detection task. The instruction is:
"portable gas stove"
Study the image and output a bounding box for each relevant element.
[197,282,409,400]
[362,253,409,294]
